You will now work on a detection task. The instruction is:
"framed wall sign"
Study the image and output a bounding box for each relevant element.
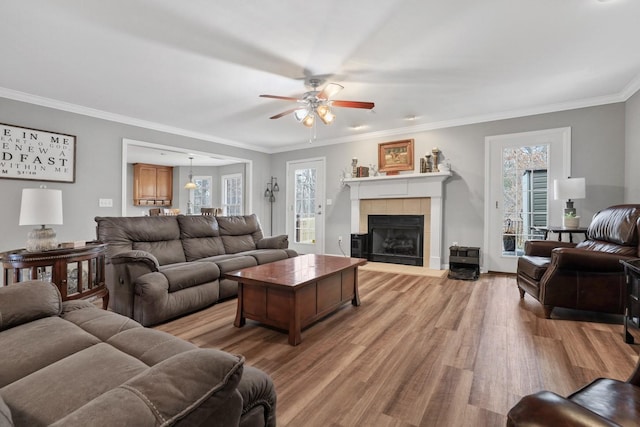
[0,123,76,183]
[378,139,414,175]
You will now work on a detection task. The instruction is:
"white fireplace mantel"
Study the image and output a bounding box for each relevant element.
[344,172,451,270]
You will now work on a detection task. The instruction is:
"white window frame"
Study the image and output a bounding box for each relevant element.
[222,173,243,216]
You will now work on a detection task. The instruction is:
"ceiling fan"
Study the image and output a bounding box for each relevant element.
[259,78,375,128]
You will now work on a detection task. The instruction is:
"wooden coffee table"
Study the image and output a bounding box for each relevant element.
[225,254,367,345]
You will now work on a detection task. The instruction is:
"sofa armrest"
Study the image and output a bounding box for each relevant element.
[507,391,620,427]
[50,349,245,427]
[0,280,61,331]
[108,251,160,319]
[524,240,576,257]
[257,234,289,249]
[552,248,630,272]
[111,250,160,271]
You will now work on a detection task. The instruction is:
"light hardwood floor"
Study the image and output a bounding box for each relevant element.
[155,271,640,427]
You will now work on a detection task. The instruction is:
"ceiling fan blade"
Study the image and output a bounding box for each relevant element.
[331,100,375,109]
[269,108,301,119]
[317,83,343,100]
[260,94,300,102]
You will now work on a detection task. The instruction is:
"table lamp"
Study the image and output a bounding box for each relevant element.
[19,187,63,251]
[554,177,585,227]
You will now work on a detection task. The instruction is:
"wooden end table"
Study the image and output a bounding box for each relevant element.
[224,254,367,346]
[1,242,109,309]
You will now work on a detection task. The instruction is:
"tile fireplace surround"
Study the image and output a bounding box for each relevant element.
[344,172,451,270]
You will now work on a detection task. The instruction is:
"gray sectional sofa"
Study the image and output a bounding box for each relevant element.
[0,280,276,427]
[95,214,297,326]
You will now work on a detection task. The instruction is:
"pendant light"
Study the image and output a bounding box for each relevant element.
[184,157,197,190]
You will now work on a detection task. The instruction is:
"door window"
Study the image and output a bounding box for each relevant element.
[502,146,548,255]
[294,168,317,244]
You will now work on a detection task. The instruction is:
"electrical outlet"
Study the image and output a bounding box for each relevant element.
[338,236,343,243]
[99,198,113,207]
[452,241,459,247]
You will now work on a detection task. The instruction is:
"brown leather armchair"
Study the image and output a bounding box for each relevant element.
[517,204,640,318]
[507,357,640,426]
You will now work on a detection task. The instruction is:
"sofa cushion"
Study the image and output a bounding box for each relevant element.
[133,240,186,265]
[217,214,263,238]
[106,328,197,366]
[209,255,258,274]
[1,343,149,426]
[585,205,640,245]
[95,216,182,257]
[575,239,638,256]
[0,280,61,331]
[61,300,142,342]
[217,215,264,253]
[178,215,227,261]
[182,237,226,261]
[158,262,220,293]
[222,234,257,254]
[243,249,290,265]
[0,317,101,388]
[48,350,245,427]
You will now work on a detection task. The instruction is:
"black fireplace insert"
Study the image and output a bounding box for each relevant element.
[367,214,424,266]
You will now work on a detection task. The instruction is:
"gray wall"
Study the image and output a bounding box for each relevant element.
[626,89,640,202]
[0,97,272,252]
[0,95,633,267]
[272,103,627,260]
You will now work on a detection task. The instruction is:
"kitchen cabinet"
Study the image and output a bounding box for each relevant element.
[133,163,173,206]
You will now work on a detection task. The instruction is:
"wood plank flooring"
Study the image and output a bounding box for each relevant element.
[155,271,640,427]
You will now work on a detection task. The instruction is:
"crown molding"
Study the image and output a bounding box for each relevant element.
[2,76,639,155]
[272,90,631,153]
[0,87,270,153]
[620,72,640,101]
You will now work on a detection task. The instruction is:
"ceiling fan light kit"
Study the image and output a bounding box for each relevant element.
[260,79,374,132]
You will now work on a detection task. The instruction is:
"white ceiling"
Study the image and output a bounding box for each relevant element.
[1,0,639,154]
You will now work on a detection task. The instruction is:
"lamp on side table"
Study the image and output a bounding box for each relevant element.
[19,187,63,252]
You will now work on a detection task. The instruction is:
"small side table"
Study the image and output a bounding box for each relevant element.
[1,242,108,309]
[621,259,640,344]
[531,226,588,243]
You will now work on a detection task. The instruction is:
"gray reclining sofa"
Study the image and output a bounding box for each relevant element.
[0,280,276,427]
[95,214,297,326]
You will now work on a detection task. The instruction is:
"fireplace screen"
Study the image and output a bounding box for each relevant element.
[368,215,424,266]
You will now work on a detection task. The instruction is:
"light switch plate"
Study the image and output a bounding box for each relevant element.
[99,198,113,207]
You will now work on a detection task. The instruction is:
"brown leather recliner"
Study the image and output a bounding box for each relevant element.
[516,204,640,318]
[507,357,640,426]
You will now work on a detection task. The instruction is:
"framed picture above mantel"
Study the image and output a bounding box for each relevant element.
[378,139,414,175]
[0,123,76,183]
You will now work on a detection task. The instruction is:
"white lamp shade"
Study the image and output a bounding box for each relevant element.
[19,188,63,226]
[554,177,586,200]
